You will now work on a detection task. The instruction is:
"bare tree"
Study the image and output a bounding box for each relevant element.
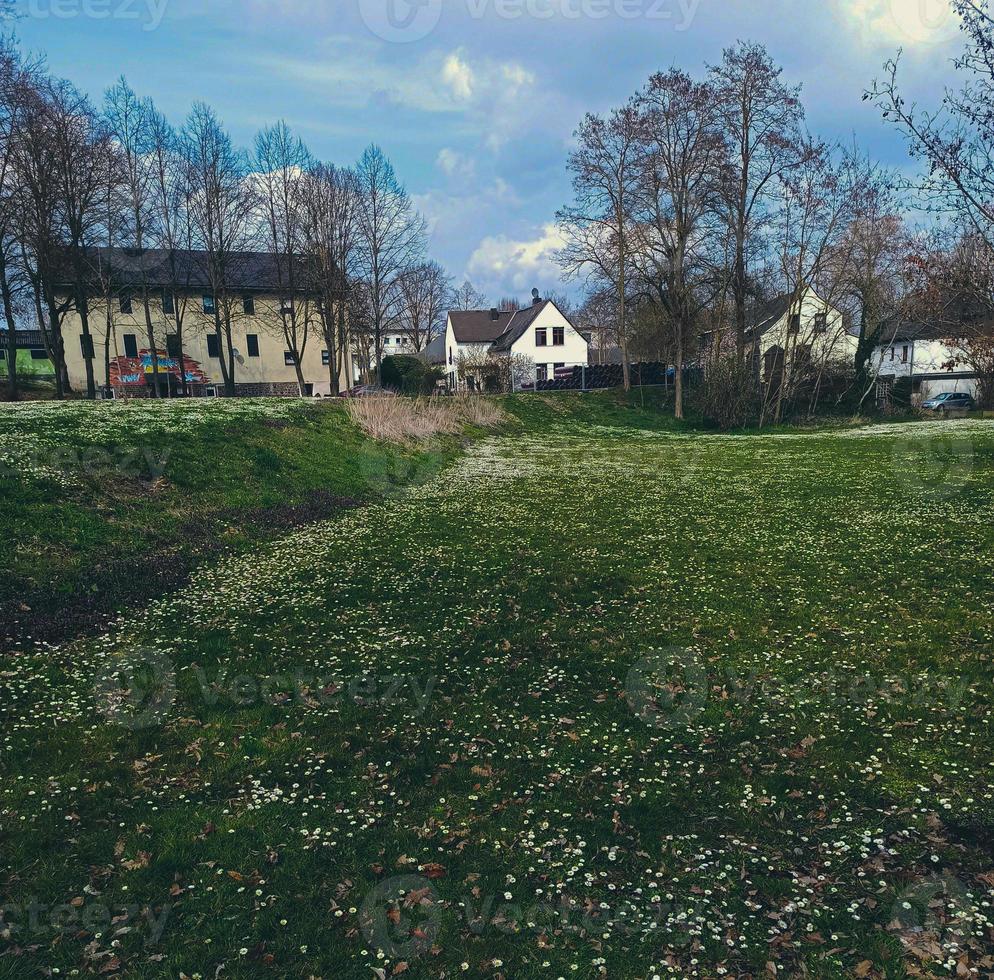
[104,77,166,394]
[254,121,313,395]
[452,279,487,310]
[49,78,116,398]
[355,144,426,381]
[0,38,42,399]
[301,162,360,395]
[632,69,727,419]
[183,102,255,396]
[397,259,451,353]
[14,80,79,398]
[149,104,197,396]
[558,103,641,390]
[710,41,810,363]
[766,142,858,422]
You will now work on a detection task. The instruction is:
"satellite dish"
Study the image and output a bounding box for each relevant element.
[532,288,540,300]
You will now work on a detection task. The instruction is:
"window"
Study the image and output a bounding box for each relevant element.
[123,333,139,358]
[553,327,565,346]
[29,348,47,360]
[902,345,909,364]
[80,334,94,359]
[119,293,133,315]
[281,299,294,316]
[535,328,548,347]
[243,296,255,316]
[536,364,548,382]
[814,313,828,334]
[889,347,896,362]
[284,350,297,366]
[448,346,453,366]
[788,314,801,334]
[162,291,175,315]
[321,349,330,366]
[245,334,260,358]
[203,295,216,315]
[166,334,181,358]
[206,334,220,358]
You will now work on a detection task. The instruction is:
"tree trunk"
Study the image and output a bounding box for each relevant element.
[141,286,161,398]
[75,287,97,399]
[674,326,685,420]
[0,255,17,400]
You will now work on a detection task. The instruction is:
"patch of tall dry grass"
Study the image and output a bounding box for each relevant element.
[345,394,507,444]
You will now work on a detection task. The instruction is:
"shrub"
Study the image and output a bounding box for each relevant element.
[694,356,758,430]
[380,355,443,396]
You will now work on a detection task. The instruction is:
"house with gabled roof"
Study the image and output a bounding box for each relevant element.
[443,290,589,391]
[745,286,856,386]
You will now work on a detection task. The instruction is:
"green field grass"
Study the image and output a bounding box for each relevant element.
[2,398,994,978]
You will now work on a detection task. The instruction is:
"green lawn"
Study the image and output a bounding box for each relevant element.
[2,400,994,978]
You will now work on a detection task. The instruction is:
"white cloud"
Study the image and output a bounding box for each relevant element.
[836,0,959,45]
[442,52,475,100]
[467,223,567,296]
[436,148,476,180]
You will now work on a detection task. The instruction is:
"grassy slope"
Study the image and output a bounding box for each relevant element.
[0,399,458,649]
[2,398,994,979]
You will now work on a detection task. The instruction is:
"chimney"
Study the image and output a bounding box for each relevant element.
[490,308,500,320]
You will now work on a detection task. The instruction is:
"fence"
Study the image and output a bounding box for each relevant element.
[535,362,702,393]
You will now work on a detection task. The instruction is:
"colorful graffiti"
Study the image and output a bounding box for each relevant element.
[109,350,212,389]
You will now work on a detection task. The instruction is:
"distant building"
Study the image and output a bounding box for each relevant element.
[58,247,353,397]
[444,291,590,391]
[745,286,856,386]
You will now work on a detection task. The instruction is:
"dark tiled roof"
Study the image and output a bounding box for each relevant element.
[746,294,796,337]
[59,247,322,293]
[448,308,515,344]
[489,300,552,353]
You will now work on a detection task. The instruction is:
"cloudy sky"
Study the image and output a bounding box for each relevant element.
[12,0,964,302]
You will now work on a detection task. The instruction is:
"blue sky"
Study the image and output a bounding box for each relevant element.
[12,0,963,303]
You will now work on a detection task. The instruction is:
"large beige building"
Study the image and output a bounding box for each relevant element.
[60,248,353,397]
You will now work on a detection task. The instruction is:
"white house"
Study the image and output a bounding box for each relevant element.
[444,293,589,391]
[871,319,980,403]
[745,286,857,384]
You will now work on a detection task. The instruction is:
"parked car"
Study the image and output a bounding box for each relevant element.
[922,391,976,415]
[338,384,397,399]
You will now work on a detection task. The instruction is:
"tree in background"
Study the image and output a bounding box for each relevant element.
[254,121,313,395]
[397,260,452,352]
[301,162,360,395]
[452,279,487,310]
[632,68,727,419]
[183,102,255,396]
[0,37,42,399]
[710,41,810,363]
[558,103,641,390]
[355,144,426,381]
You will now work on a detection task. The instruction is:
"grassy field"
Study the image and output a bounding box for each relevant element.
[2,396,994,978]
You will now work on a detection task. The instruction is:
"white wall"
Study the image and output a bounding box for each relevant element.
[511,303,589,385]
